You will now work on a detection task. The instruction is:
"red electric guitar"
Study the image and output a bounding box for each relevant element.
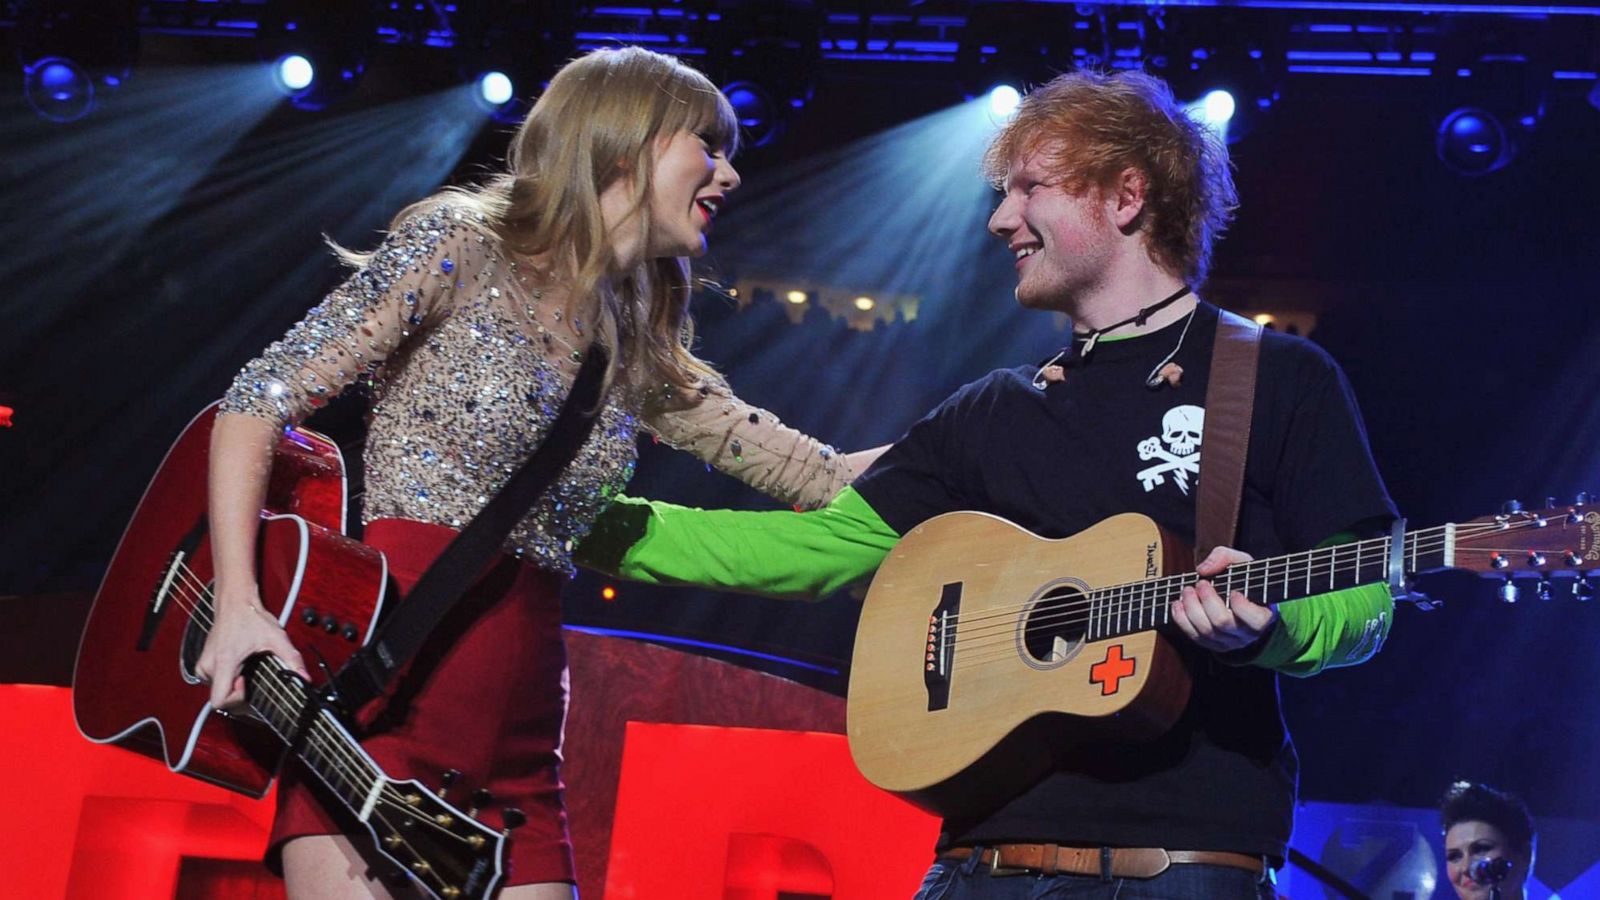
[73,404,506,900]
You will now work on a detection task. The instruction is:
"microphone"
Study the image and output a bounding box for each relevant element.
[1469,856,1514,886]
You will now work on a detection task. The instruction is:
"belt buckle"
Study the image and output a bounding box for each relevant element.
[987,848,1032,878]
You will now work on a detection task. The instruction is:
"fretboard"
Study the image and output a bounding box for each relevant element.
[1084,526,1455,642]
[244,658,387,817]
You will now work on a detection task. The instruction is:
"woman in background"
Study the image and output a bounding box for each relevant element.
[1442,781,1537,900]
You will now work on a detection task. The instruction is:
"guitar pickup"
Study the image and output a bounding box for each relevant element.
[923,582,961,712]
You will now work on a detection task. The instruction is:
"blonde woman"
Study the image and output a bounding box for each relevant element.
[195,47,863,899]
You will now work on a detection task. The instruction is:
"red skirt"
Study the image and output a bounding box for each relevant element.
[268,518,575,886]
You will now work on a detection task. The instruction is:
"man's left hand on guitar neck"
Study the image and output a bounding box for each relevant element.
[1171,546,1281,653]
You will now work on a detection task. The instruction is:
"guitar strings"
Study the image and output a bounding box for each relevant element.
[937,520,1552,666]
[946,524,1498,655]
[163,568,480,895]
[937,520,1514,634]
[947,527,1490,669]
[164,565,391,799]
[163,570,398,808]
[949,520,1562,668]
[163,565,478,852]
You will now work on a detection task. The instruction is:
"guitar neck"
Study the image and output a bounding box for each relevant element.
[245,657,387,816]
[1086,525,1456,642]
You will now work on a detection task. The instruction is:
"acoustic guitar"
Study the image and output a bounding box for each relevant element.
[73,404,506,900]
[847,502,1599,816]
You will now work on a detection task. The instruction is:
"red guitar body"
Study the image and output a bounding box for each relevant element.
[73,404,390,797]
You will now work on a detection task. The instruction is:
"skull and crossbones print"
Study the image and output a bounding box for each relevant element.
[1137,404,1204,495]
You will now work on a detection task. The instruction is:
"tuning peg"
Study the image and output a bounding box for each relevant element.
[467,788,493,818]
[1501,499,1523,515]
[1576,577,1595,602]
[1527,551,1547,567]
[1535,578,1552,602]
[501,808,527,833]
[438,768,462,799]
[1545,496,1557,510]
[1498,576,1519,603]
[1577,491,1591,507]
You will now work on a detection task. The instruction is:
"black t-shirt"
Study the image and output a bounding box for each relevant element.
[852,302,1396,860]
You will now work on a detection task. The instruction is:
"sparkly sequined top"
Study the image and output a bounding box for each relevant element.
[220,206,850,574]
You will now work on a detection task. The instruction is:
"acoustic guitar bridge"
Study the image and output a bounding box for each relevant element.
[923,582,961,711]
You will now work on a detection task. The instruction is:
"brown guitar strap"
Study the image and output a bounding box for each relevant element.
[1194,310,1263,561]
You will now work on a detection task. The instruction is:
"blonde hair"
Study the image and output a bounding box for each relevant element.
[347,46,740,396]
[983,69,1237,285]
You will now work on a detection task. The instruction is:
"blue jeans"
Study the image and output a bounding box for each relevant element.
[911,851,1277,899]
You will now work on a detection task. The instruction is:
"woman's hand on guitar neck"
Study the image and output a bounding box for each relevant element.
[195,586,309,710]
[1171,546,1281,653]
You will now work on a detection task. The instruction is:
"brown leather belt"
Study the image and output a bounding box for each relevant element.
[941,844,1265,879]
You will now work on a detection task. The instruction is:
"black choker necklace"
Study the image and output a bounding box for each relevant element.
[1030,285,1198,391]
[1074,285,1193,358]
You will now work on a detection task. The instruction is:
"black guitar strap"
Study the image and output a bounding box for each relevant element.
[331,345,609,713]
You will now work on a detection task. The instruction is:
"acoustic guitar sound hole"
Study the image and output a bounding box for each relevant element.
[178,587,213,684]
[1021,585,1087,665]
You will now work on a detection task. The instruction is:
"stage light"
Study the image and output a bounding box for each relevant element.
[987,84,1022,120]
[1253,313,1275,326]
[23,56,95,122]
[707,5,822,149]
[601,586,617,602]
[1201,89,1236,125]
[853,296,876,312]
[724,80,781,148]
[478,71,513,106]
[14,1,139,123]
[785,290,808,305]
[274,54,315,94]
[450,3,573,125]
[1436,108,1513,176]
[256,2,373,110]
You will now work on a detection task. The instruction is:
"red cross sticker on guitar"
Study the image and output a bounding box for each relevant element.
[1089,644,1137,696]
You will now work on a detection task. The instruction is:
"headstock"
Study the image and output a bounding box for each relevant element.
[360,776,508,900]
[1450,495,1599,603]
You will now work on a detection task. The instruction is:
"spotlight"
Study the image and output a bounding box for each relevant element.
[256,2,373,110]
[785,290,808,305]
[988,84,1022,120]
[476,71,514,110]
[1169,18,1284,144]
[853,296,876,312]
[1436,108,1514,176]
[274,54,315,94]
[708,5,822,149]
[1201,89,1236,125]
[957,5,1074,107]
[724,81,781,148]
[23,56,94,122]
[14,0,139,122]
[451,3,574,124]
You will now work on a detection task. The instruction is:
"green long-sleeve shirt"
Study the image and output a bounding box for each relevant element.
[577,486,1393,677]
